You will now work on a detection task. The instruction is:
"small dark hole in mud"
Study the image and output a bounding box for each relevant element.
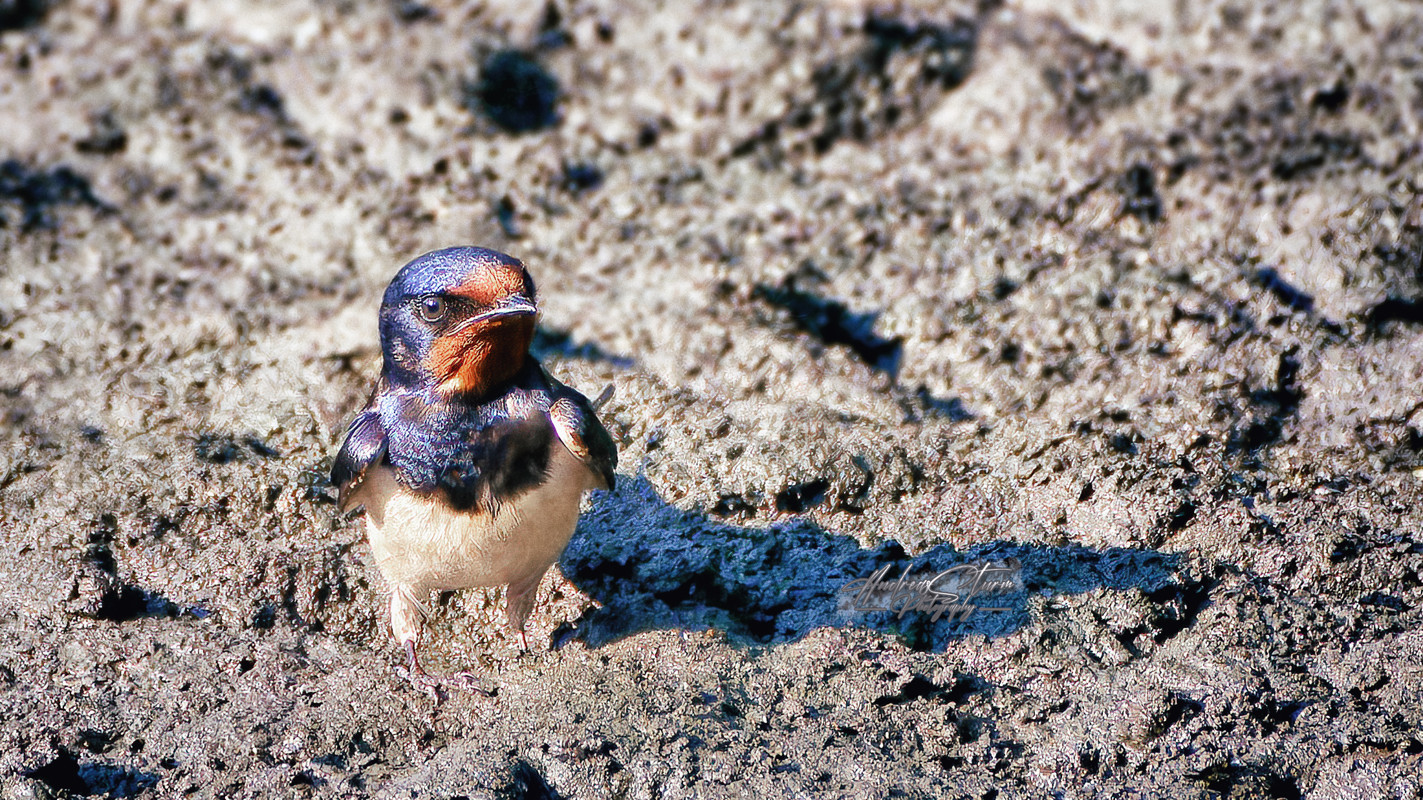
[468,50,560,134]
[752,276,903,377]
[775,479,829,513]
[0,159,112,230]
[1120,163,1162,223]
[1367,296,1423,334]
[0,0,48,31]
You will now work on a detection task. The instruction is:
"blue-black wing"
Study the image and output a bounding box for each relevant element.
[547,379,617,491]
[331,406,388,511]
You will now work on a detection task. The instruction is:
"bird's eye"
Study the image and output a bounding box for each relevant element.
[417,296,447,323]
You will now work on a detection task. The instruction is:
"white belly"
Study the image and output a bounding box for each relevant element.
[357,444,595,592]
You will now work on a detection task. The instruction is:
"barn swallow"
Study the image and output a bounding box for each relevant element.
[330,246,616,693]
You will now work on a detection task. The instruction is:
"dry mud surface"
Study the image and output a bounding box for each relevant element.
[2,0,1423,797]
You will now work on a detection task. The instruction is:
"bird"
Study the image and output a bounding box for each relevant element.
[330,246,616,692]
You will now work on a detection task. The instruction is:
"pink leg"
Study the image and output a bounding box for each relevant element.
[390,584,426,651]
[505,566,550,652]
[391,585,493,698]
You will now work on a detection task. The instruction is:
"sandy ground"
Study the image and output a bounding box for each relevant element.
[2,0,1422,797]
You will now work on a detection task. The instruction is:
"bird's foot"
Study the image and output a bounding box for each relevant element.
[396,640,496,701]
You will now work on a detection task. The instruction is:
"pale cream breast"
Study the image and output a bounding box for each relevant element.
[356,443,596,593]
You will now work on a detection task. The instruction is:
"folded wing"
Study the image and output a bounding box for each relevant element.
[331,408,389,511]
[547,382,617,491]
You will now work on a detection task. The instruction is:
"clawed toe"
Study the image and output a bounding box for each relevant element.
[396,665,496,701]
[395,662,444,701]
[450,670,496,695]
[398,640,496,700]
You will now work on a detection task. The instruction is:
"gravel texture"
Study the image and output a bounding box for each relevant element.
[2,0,1422,797]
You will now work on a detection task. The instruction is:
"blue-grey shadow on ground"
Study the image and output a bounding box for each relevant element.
[25,748,159,799]
[532,326,634,369]
[559,477,1188,651]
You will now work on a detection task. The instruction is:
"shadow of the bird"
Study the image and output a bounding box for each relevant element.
[559,476,1188,652]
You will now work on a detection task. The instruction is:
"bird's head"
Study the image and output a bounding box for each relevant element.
[377,246,538,398]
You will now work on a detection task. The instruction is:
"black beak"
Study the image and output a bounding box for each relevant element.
[493,296,538,317]
[453,295,537,332]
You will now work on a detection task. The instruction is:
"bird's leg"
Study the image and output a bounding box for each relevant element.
[398,638,495,699]
[399,638,438,696]
[390,585,493,698]
[505,568,548,653]
[390,587,439,697]
[395,634,443,701]
[390,584,427,650]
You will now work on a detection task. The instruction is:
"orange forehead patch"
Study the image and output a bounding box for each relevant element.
[445,263,530,307]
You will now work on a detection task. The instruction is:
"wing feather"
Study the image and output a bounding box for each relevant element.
[331,408,389,510]
[547,384,617,491]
